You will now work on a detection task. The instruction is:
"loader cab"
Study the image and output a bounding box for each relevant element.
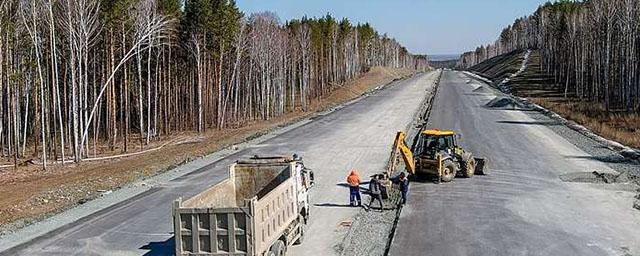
[419,129,457,159]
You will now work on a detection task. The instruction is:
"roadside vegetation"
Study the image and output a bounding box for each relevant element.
[0,0,428,170]
[530,98,640,149]
[459,0,640,149]
[0,66,414,231]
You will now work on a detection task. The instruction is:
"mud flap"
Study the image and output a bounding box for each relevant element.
[474,158,486,175]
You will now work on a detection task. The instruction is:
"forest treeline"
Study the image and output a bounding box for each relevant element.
[0,0,428,167]
[458,0,640,111]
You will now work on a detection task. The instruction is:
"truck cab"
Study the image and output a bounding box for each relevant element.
[293,158,312,224]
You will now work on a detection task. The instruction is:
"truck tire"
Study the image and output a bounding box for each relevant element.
[462,154,476,178]
[269,240,286,256]
[294,222,305,245]
[441,159,456,182]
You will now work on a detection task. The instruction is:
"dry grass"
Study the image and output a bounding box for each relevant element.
[530,97,640,148]
[0,67,415,229]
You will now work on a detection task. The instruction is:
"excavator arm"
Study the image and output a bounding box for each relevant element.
[388,131,416,175]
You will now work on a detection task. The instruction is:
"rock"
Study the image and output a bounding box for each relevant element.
[634,200,640,211]
[485,96,529,110]
[620,149,640,160]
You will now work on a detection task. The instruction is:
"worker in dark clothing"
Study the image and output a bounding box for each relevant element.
[366,174,384,211]
[398,172,409,205]
[346,169,362,207]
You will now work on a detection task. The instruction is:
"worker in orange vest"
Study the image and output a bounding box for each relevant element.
[346,169,362,207]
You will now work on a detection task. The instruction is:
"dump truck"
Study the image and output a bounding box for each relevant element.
[389,129,485,182]
[173,156,313,256]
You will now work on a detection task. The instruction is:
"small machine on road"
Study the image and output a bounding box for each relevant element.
[173,155,313,256]
[390,129,485,182]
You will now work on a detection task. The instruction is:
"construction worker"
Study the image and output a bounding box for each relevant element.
[366,174,384,211]
[346,169,362,207]
[398,172,409,205]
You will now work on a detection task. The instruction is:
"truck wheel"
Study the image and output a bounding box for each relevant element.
[294,223,305,245]
[441,160,456,182]
[462,155,476,178]
[269,240,286,256]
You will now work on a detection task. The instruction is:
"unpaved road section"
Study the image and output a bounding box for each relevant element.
[0,72,438,255]
[389,70,640,256]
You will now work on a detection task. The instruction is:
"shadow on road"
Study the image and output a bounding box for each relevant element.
[463,92,493,97]
[497,120,561,126]
[140,237,174,256]
[336,181,370,188]
[565,155,635,164]
[484,107,538,112]
[314,203,361,208]
[336,182,372,194]
[408,175,437,183]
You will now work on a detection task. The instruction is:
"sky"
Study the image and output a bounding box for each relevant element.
[235,0,550,56]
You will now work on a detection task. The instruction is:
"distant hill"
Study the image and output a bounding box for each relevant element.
[428,54,460,62]
[428,54,459,69]
[430,60,458,69]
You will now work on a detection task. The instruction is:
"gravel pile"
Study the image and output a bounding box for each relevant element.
[560,170,639,184]
[339,184,402,256]
[485,96,532,110]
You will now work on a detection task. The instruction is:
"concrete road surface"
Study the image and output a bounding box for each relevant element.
[1,72,438,256]
[389,71,640,256]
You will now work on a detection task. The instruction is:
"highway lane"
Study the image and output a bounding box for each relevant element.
[389,71,640,256]
[1,72,438,256]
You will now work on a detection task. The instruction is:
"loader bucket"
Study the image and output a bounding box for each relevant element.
[474,158,486,175]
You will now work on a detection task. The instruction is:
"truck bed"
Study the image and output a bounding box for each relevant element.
[173,160,299,256]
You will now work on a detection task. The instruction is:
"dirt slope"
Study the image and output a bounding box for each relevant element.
[467,50,640,154]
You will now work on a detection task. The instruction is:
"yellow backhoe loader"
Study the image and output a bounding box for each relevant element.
[388,129,486,183]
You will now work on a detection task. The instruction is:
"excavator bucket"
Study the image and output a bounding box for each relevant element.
[474,158,486,175]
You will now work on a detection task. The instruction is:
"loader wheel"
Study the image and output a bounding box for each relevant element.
[462,155,476,178]
[441,160,456,182]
